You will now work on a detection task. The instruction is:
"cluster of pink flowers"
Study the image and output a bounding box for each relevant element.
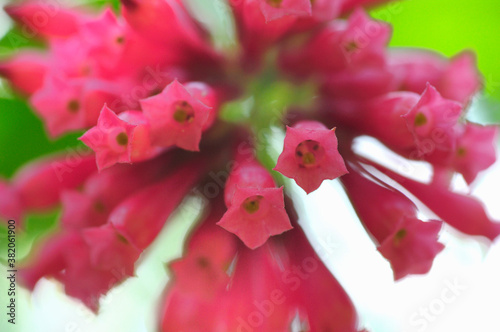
[0,0,498,330]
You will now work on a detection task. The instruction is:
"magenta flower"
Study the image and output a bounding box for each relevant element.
[218,158,292,248]
[140,79,214,151]
[378,217,444,281]
[403,83,463,153]
[274,120,348,193]
[341,164,444,280]
[0,0,498,330]
[80,105,137,170]
[0,52,47,95]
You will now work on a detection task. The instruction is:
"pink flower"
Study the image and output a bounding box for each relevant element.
[390,50,481,104]
[0,53,47,96]
[19,229,139,312]
[378,217,444,280]
[341,164,444,280]
[80,106,163,171]
[60,157,170,229]
[452,123,498,184]
[30,76,119,137]
[5,1,88,38]
[218,186,292,248]
[282,219,361,331]
[120,0,222,73]
[12,154,97,213]
[140,80,213,151]
[162,197,363,331]
[229,0,301,69]
[0,181,22,224]
[169,199,238,299]
[274,121,348,193]
[361,157,500,241]
[80,105,137,170]
[362,91,420,150]
[120,0,205,46]
[218,158,292,248]
[82,224,141,278]
[280,9,391,77]
[403,83,463,153]
[110,158,205,249]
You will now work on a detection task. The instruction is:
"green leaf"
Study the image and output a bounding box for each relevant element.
[0,97,85,178]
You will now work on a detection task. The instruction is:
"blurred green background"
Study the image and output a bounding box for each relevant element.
[0,0,499,178]
[371,0,500,101]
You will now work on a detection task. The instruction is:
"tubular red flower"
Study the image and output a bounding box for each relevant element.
[403,83,463,154]
[169,199,238,300]
[30,76,119,137]
[82,224,141,278]
[120,0,207,46]
[280,9,391,77]
[19,232,79,291]
[218,158,292,248]
[230,0,300,69]
[80,106,163,171]
[218,186,292,249]
[341,165,444,280]
[60,156,172,229]
[80,105,137,170]
[160,287,226,331]
[390,50,481,104]
[110,159,205,249]
[452,123,498,184]
[224,158,276,206]
[4,1,88,38]
[140,79,213,151]
[12,154,97,212]
[378,217,444,280]
[274,121,348,194]
[120,0,223,74]
[0,181,22,224]
[219,241,296,331]
[0,53,48,96]
[282,221,361,331]
[19,228,140,312]
[360,158,500,241]
[162,197,364,331]
[363,91,420,150]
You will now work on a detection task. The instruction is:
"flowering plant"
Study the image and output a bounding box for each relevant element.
[0,0,498,331]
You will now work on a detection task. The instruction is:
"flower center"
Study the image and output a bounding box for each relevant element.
[197,256,210,268]
[173,100,195,124]
[116,132,129,146]
[344,40,359,53]
[414,112,428,126]
[67,99,80,113]
[116,233,129,244]
[93,200,106,213]
[266,0,283,7]
[295,140,325,168]
[393,228,407,246]
[241,195,264,214]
